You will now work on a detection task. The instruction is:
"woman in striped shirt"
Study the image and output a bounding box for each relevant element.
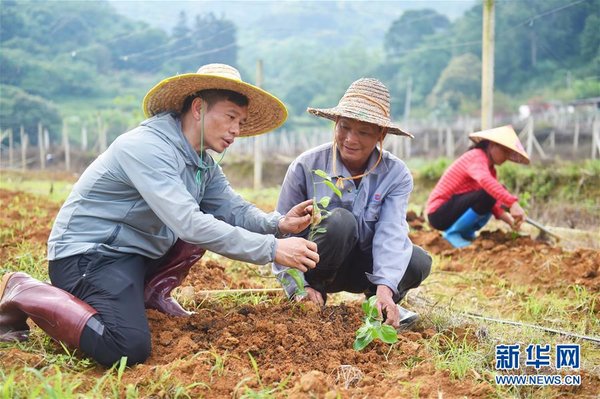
[426,125,529,248]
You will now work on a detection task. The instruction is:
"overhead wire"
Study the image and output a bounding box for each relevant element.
[388,0,590,57]
[118,25,237,61]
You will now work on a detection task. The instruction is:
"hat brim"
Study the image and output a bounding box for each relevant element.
[469,130,530,165]
[143,74,287,137]
[307,107,413,138]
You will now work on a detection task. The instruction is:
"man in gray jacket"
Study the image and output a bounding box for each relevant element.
[0,64,319,366]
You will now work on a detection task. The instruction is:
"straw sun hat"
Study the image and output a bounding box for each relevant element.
[469,125,530,165]
[142,63,287,137]
[307,78,413,138]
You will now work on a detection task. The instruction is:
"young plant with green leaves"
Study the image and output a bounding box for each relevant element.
[282,169,342,299]
[281,269,307,298]
[308,169,342,240]
[353,296,398,351]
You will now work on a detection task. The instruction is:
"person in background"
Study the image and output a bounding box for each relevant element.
[0,64,319,366]
[273,78,432,329]
[426,125,529,248]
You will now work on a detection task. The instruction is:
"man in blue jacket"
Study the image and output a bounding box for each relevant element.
[0,64,319,366]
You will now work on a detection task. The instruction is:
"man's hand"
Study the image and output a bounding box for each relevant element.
[278,200,313,235]
[297,286,325,306]
[274,237,319,272]
[375,285,400,328]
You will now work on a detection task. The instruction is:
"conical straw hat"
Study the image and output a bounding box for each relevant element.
[469,125,530,164]
[307,78,413,137]
[142,63,287,137]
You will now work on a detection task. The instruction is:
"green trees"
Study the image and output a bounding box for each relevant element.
[380,0,599,119]
[164,11,238,74]
[0,1,241,143]
[0,85,62,144]
[429,54,481,114]
[384,9,450,57]
[0,0,597,138]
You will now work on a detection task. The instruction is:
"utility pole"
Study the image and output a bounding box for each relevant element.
[403,77,412,158]
[481,0,495,130]
[253,59,263,190]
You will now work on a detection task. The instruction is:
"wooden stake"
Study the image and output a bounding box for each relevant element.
[481,0,495,130]
[38,122,45,170]
[63,121,71,171]
[20,126,27,171]
[8,128,14,168]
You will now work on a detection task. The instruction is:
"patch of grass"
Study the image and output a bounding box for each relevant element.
[132,362,208,399]
[201,348,229,379]
[0,171,75,203]
[430,327,487,379]
[397,380,423,399]
[234,353,292,399]
[203,252,279,288]
[2,241,49,280]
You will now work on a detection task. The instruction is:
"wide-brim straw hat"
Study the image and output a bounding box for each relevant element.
[307,78,413,138]
[469,125,530,164]
[142,63,287,137]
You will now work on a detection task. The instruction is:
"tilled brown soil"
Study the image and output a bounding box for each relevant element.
[1,189,599,398]
[407,211,600,293]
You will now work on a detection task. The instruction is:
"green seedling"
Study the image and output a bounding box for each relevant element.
[281,169,342,299]
[309,169,342,241]
[353,296,398,351]
[282,269,307,298]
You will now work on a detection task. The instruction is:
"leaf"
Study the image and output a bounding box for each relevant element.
[355,324,371,337]
[364,296,379,320]
[323,180,343,199]
[314,227,327,234]
[361,299,370,315]
[379,325,399,344]
[285,269,307,297]
[353,335,373,351]
[318,196,330,208]
[313,169,332,181]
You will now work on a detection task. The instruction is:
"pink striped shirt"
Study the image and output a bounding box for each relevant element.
[426,148,517,218]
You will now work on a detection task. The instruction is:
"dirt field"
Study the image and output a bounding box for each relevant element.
[1,188,598,398]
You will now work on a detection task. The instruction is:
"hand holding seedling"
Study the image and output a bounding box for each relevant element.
[275,238,319,272]
[278,199,314,234]
[353,295,398,351]
[376,285,401,328]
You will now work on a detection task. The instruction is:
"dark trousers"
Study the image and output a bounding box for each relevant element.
[305,208,432,303]
[48,250,168,366]
[428,189,496,231]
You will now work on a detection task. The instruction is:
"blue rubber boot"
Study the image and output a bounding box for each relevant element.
[462,212,492,240]
[442,208,480,248]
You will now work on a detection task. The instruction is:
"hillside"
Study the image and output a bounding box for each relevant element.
[1,0,597,146]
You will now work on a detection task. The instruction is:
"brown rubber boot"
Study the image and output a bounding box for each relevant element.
[0,272,97,348]
[144,240,205,317]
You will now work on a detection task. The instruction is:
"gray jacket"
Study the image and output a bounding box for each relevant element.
[48,112,280,264]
